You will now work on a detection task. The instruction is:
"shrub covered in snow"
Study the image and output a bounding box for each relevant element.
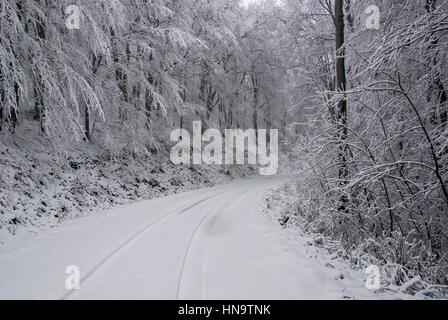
[263,179,448,298]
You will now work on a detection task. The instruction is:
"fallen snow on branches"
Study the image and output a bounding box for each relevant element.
[262,180,448,299]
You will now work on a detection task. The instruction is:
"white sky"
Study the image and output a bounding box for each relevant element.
[241,0,260,7]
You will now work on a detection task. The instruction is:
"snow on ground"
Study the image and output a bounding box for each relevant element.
[261,181,422,300]
[0,123,259,244]
[0,175,407,300]
[0,123,403,300]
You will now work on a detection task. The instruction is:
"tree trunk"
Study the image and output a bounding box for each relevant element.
[426,0,447,127]
[252,73,259,134]
[335,0,349,212]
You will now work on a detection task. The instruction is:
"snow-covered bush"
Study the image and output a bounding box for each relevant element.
[268,0,448,298]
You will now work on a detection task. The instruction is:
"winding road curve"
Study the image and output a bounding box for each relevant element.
[0,175,380,300]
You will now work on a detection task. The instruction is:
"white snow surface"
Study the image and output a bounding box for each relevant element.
[0,175,406,300]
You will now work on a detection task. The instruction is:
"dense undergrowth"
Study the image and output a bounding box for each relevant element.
[263,180,448,299]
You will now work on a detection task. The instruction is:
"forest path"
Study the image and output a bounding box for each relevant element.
[0,175,380,299]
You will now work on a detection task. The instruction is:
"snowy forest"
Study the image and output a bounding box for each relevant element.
[1,0,448,299]
[1,0,294,232]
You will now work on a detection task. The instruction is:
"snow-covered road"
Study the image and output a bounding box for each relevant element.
[0,176,383,300]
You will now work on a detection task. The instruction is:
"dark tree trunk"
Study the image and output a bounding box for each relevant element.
[252,73,259,134]
[335,0,349,212]
[426,0,447,127]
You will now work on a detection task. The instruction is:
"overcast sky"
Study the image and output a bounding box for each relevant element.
[242,0,260,7]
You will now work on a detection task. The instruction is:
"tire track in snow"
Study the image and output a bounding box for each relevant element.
[200,178,280,299]
[61,189,229,300]
[176,185,256,300]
